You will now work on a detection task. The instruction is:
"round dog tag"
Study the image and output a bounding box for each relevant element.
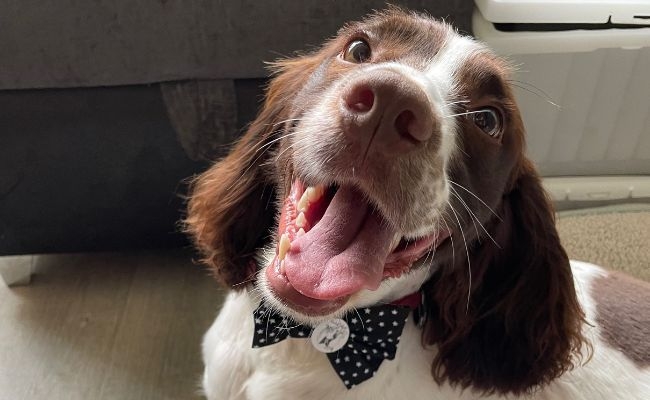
[310,318,350,353]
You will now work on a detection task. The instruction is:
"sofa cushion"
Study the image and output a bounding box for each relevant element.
[0,0,473,90]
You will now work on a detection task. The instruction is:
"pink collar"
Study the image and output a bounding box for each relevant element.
[390,291,422,309]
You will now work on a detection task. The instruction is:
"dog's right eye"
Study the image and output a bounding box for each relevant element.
[343,39,371,63]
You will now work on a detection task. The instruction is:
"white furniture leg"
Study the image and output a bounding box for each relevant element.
[0,255,34,286]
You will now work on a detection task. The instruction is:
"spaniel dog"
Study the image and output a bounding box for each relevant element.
[186,8,650,400]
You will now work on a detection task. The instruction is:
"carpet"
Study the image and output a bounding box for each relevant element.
[557,204,650,281]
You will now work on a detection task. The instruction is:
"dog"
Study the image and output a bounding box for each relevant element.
[186,8,650,400]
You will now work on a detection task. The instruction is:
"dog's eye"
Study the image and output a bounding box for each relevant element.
[343,39,371,63]
[472,108,502,138]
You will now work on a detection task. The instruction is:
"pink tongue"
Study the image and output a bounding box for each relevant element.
[283,186,397,300]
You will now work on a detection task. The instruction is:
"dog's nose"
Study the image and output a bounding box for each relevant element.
[340,69,437,153]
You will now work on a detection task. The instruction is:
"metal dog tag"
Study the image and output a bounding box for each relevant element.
[310,318,350,353]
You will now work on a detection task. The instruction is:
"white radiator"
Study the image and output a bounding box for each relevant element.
[473,0,650,203]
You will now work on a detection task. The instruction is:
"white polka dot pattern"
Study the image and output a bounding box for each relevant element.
[251,303,412,389]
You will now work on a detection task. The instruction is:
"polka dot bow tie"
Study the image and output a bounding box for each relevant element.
[252,297,422,389]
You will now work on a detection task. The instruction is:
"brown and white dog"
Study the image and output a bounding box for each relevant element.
[186,9,650,400]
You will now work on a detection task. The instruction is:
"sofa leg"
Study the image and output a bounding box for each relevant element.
[0,255,34,286]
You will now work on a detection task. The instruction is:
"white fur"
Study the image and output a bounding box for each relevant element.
[203,261,650,399]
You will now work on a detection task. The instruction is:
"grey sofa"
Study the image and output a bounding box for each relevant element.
[0,0,473,255]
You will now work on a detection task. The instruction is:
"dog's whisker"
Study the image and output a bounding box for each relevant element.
[449,188,480,242]
[227,129,303,192]
[352,307,366,332]
[271,117,301,128]
[248,127,286,153]
[446,200,471,314]
[443,110,485,119]
[449,186,501,249]
[443,99,470,106]
[226,152,269,192]
[507,79,561,109]
[229,133,293,192]
[264,308,272,343]
[274,136,312,162]
[231,268,263,288]
[416,215,441,289]
[448,179,502,221]
[254,131,300,155]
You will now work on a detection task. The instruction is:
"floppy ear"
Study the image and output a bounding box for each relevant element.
[423,161,587,395]
[186,55,320,288]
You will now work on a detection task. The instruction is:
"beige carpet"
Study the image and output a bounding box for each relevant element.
[557,204,650,281]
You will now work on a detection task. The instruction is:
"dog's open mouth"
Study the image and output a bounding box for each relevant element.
[264,179,450,315]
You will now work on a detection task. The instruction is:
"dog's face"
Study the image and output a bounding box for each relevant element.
[248,12,524,322]
[191,11,525,316]
[188,9,585,395]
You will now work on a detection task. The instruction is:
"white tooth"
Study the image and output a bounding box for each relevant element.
[279,260,286,275]
[297,190,310,212]
[296,212,307,228]
[278,233,290,260]
[297,228,306,237]
[390,234,402,251]
[307,186,325,201]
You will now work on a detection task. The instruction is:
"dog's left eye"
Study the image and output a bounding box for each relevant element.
[343,39,371,63]
[472,108,502,139]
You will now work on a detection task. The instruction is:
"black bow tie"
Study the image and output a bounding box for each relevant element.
[252,302,414,389]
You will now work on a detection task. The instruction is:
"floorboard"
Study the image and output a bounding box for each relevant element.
[0,250,224,400]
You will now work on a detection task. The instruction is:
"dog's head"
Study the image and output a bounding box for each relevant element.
[187,8,586,395]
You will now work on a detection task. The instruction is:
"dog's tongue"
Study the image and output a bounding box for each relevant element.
[284,186,397,300]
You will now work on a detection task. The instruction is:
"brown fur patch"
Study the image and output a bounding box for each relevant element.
[593,271,650,366]
[423,162,587,395]
[339,8,450,70]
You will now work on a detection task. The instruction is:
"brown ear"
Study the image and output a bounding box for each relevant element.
[423,161,587,395]
[185,134,276,287]
[185,55,320,288]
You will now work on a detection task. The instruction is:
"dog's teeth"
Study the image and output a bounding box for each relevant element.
[306,186,324,202]
[278,260,286,275]
[278,233,290,260]
[296,212,307,228]
[297,190,310,212]
[390,234,402,252]
[297,228,306,237]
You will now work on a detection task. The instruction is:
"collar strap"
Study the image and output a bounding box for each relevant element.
[389,291,422,309]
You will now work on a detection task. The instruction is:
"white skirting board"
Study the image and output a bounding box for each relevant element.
[0,255,34,286]
[543,175,650,202]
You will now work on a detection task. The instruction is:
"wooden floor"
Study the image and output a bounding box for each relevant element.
[0,250,225,400]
